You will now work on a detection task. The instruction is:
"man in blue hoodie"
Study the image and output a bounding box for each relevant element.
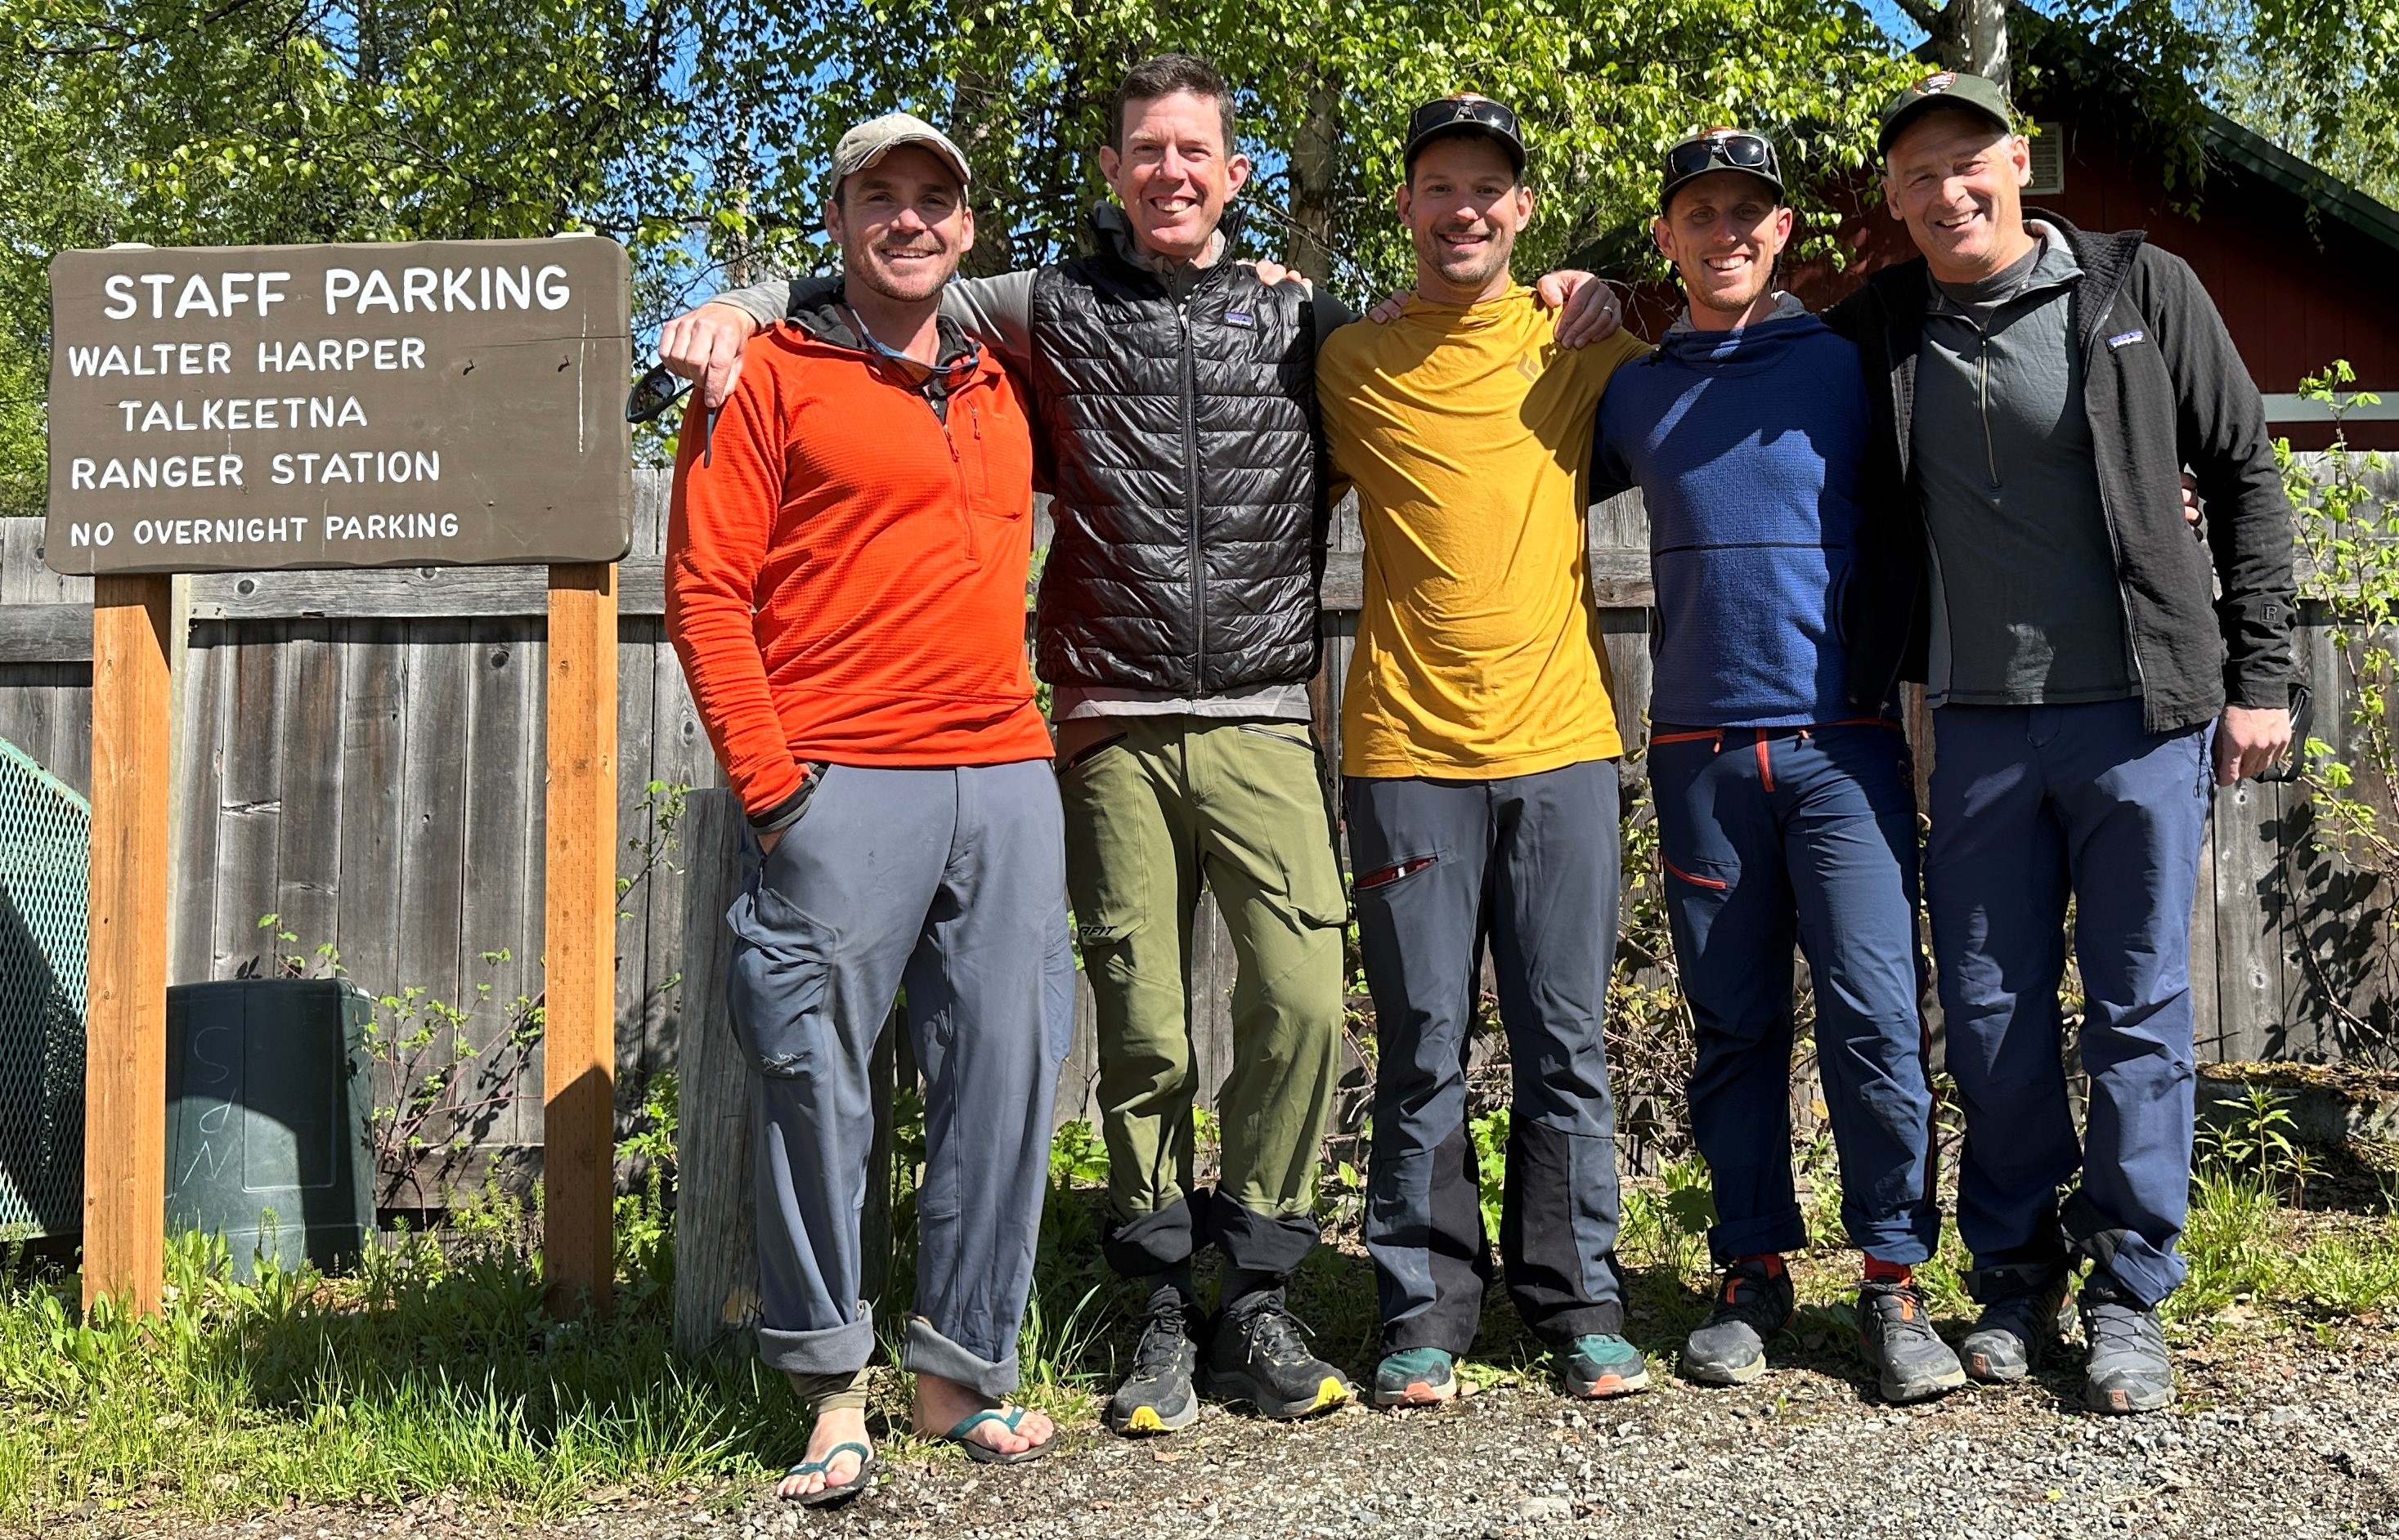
[1591,130,1965,1403]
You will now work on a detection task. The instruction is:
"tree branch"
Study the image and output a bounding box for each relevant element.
[1890,0,1944,32]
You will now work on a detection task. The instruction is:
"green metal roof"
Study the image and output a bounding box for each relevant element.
[2199,112,2399,257]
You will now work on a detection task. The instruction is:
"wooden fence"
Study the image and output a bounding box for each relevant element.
[0,459,2391,1201]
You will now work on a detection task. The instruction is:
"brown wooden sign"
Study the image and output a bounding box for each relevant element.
[46,238,632,575]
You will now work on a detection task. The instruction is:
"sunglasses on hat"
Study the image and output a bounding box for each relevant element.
[1404,93,1527,170]
[1410,94,1520,146]
[1666,131,1774,180]
[1657,129,1786,213]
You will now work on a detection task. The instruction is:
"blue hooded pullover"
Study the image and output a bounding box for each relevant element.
[1593,302,1882,728]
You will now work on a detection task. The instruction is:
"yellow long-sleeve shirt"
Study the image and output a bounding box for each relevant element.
[1318,286,1648,780]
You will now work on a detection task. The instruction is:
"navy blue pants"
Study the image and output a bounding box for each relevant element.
[1651,721,1940,1267]
[1926,700,2213,1309]
[1346,760,1628,1355]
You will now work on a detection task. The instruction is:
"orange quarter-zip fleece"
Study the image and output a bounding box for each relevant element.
[666,316,1052,822]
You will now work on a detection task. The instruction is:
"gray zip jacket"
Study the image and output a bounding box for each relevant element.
[1826,208,2298,734]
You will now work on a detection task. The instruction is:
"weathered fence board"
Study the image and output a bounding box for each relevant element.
[669,790,753,1357]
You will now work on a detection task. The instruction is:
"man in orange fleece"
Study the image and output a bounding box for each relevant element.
[666,113,1070,1502]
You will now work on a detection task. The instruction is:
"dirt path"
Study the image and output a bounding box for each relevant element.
[43,1332,2397,1540]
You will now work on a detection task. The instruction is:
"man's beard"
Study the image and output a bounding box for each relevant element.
[1687,264,1772,320]
[1429,231,1513,291]
[848,245,953,303]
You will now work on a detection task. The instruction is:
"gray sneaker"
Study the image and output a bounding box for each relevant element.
[1856,1277,1966,1403]
[1106,1289,1199,1435]
[1683,1256,1795,1386]
[1959,1267,2074,1382]
[1199,1292,1355,1419]
[2079,1270,2174,1415]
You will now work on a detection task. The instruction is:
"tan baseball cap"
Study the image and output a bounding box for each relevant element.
[831,112,972,190]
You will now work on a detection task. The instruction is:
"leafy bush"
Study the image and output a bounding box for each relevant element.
[2280,365,2399,1054]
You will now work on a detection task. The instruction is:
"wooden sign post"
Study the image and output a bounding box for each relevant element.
[542,562,617,1313]
[80,574,173,1313]
[51,238,632,1316]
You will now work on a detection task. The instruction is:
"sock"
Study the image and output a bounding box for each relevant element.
[1735,1252,1787,1278]
[1862,1255,1914,1287]
[787,1365,872,1416]
[1219,1265,1285,1312]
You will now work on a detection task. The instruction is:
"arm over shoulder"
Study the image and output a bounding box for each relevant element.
[939,271,1037,374]
[706,277,796,329]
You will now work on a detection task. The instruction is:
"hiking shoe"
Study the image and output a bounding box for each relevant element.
[1105,1289,1199,1435]
[1372,1346,1458,1407]
[1199,1292,1353,1419]
[1683,1256,1796,1386]
[2079,1270,2174,1415]
[1959,1267,2074,1382]
[1856,1278,1966,1403]
[1561,1334,1651,1398]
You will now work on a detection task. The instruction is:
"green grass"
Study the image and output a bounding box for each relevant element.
[0,1229,790,1521]
[0,1158,1113,1526]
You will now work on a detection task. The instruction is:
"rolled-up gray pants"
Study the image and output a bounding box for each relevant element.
[724,760,1074,1397]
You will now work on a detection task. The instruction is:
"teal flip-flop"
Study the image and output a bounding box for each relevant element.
[944,1406,1056,1466]
[782,1441,877,1506]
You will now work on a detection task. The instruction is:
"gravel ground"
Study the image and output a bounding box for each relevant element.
[37,1330,2398,1540]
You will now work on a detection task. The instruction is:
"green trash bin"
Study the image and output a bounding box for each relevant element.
[166,979,378,1279]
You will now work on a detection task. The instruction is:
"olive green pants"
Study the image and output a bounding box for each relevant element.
[1057,715,1348,1279]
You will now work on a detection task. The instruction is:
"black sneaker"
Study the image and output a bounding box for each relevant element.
[1199,1292,1355,1419]
[1682,1256,1795,1386]
[2079,1270,2174,1415]
[1106,1289,1199,1435]
[1959,1266,2074,1382]
[1856,1277,1966,1403]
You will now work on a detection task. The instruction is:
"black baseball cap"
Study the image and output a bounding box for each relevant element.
[1404,93,1527,174]
[1876,69,2014,155]
[1657,128,1785,215]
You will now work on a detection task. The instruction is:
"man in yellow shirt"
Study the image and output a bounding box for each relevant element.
[1317,93,1650,1408]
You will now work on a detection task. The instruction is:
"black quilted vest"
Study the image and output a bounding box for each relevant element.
[1029,204,1325,696]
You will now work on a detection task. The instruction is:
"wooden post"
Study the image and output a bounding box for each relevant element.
[82,573,174,1314]
[669,788,915,1356]
[671,790,758,1357]
[544,562,618,1314]
[860,1023,899,1310]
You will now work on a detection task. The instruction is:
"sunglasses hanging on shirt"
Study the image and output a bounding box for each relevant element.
[841,302,980,398]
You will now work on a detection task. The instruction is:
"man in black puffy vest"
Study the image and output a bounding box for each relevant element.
[660,52,1620,1435]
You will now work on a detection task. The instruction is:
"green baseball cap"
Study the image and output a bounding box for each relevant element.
[1876,69,2014,156]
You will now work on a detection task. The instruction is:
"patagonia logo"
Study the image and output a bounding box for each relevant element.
[2107,329,2147,348]
[1224,309,1256,329]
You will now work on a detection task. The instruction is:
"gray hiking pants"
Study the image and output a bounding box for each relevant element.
[724,760,1074,1396]
[1344,759,1629,1354]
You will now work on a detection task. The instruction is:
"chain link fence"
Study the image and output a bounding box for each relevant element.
[0,735,87,1240]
